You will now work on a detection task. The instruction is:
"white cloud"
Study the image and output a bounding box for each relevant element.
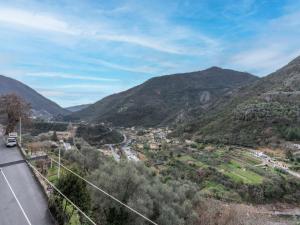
[56,83,126,92]
[58,84,107,89]
[269,10,300,30]
[94,34,181,55]
[0,7,219,56]
[85,58,157,74]
[226,7,300,75]
[229,47,300,75]
[228,45,300,76]
[37,83,129,95]
[0,7,76,34]
[35,82,131,107]
[26,72,120,82]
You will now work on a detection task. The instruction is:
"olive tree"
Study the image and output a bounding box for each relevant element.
[88,161,200,225]
[49,167,91,224]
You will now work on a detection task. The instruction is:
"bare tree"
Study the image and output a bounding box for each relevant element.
[0,94,31,134]
[27,142,43,155]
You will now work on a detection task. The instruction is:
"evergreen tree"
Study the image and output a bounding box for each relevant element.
[51,167,91,224]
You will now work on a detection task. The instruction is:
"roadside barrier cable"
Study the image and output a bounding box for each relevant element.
[27,161,97,225]
[49,157,158,225]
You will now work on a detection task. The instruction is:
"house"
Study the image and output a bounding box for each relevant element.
[136,144,144,150]
[63,142,72,151]
[150,143,159,150]
[49,131,72,140]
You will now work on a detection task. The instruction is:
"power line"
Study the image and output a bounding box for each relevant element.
[27,161,97,225]
[49,157,158,225]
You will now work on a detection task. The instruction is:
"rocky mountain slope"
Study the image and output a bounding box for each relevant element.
[181,56,300,146]
[70,67,258,127]
[0,75,68,117]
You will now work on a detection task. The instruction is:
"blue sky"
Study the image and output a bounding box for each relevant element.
[0,0,300,107]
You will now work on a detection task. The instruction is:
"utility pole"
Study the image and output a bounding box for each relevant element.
[58,141,61,179]
[19,117,22,147]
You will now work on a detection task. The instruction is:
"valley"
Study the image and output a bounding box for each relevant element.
[119,127,300,201]
[1,1,300,224]
[1,55,299,225]
[18,121,300,224]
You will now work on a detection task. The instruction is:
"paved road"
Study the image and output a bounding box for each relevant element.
[247,148,300,179]
[105,133,139,162]
[0,137,54,225]
[120,134,139,161]
[107,144,121,161]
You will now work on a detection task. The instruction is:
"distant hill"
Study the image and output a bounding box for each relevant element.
[180,56,300,146]
[66,104,91,112]
[70,67,258,127]
[0,75,68,117]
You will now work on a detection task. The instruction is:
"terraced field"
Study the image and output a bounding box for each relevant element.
[219,160,263,184]
[142,144,297,202]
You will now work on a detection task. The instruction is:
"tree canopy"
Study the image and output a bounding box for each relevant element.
[49,167,91,225]
[0,93,31,134]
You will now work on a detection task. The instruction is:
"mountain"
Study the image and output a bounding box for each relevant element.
[66,104,91,112]
[181,56,300,146]
[0,75,68,117]
[70,67,258,127]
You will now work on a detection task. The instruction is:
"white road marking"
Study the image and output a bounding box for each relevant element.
[0,169,32,225]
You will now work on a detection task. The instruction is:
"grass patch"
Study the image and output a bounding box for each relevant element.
[47,166,59,183]
[220,160,263,184]
[239,152,262,165]
[176,155,205,168]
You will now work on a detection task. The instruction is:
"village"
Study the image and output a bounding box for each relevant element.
[98,126,176,161]
[20,123,300,178]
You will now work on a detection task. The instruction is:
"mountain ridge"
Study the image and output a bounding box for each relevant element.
[0,75,68,117]
[70,67,258,127]
[180,56,300,146]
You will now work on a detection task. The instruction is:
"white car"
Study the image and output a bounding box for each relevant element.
[6,137,17,147]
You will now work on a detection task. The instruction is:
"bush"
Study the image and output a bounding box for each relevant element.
[48,196,66,225]
[279,126,300,141]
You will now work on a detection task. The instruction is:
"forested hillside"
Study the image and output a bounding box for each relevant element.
[70,67,258,127]
[179,56,300,146]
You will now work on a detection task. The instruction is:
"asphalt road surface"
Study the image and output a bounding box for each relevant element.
[0,136,54,225]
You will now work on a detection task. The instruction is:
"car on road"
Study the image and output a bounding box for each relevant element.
[6,137,17,147]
